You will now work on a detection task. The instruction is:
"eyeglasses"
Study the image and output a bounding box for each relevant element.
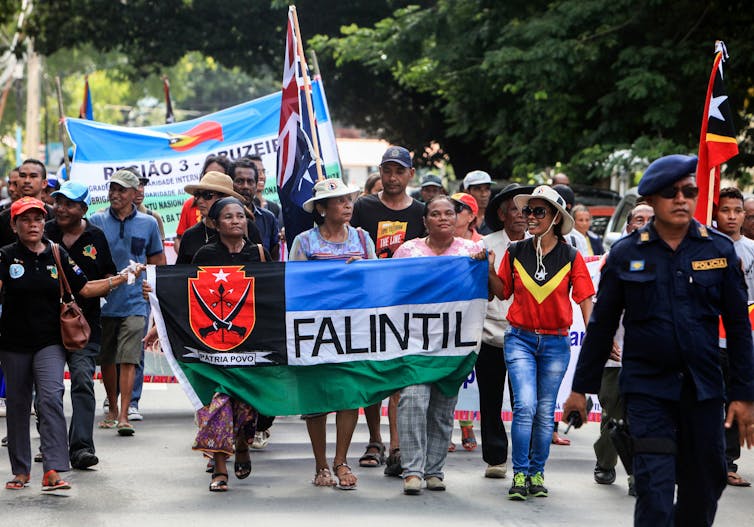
[454,202,471,214]
[657,185,699,200]
[522,206,548,218]
[194,190,218,200]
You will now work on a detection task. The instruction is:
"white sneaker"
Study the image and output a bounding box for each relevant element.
[251,430,270,450]
[0,398,6,417]
[128,406,143,421]
[485,464,507,479]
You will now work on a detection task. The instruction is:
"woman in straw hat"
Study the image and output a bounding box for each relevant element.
[289,178,376,490]
[486,185,595,501]
[175,171,262,264]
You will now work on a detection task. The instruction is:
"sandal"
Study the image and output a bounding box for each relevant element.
[98,418,118,429]
[209,472,229,492]
[333,462,358,490]
[448,441,456,453]
[384,448,402,477]
[116,422,135,436]
[727,471,752,487]
[234,450,252,480]
[312,466,336,487]
[358,442,385,467]
[461,425,477,451]
[41,470,71,491]
[552,433,571,446]
[205,458,215,473]
[5,475,30,490]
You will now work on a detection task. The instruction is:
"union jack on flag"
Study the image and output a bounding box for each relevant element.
[276,6,323,251]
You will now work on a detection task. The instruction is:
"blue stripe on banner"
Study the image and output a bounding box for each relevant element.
[285,256,488,311]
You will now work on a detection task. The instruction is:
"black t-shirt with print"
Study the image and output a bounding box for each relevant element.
[45,219,117,344]
[0,240,88,352]
[350,194,425,259]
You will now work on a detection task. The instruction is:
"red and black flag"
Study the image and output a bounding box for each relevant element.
[695,41,739,225]
[163,76,175,124]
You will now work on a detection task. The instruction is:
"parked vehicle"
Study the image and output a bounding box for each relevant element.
[603,187,639,250]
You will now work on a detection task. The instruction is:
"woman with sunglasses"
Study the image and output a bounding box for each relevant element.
[175,172,262,264]
[486,185,595,501]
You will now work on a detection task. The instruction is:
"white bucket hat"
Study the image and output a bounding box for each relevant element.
[303,178,361,213]
[513,185,574,235]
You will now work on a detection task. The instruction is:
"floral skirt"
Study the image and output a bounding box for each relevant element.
[192,393,258,458]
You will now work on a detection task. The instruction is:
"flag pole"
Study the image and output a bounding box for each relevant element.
[705,168,714,225]
[290,5,325,182]
[55,76,71,175]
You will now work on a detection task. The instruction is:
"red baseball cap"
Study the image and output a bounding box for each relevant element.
[11,196,47,222]
[451,192,479,216]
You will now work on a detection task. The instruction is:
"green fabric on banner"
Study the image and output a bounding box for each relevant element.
[175,353,478,416]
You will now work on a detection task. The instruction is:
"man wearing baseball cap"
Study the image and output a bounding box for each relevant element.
[89,169,166,436]
[565,154,754,525]
[350,145,426,476]
[463,170,493,235]
[45,181,118,468]
[419,174,445,203]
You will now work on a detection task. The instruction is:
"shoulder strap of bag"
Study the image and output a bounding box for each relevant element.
[257,243,266,262]
[356,227,368,258]
[51,242,74,299]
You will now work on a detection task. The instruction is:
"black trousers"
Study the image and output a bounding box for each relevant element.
[720,349,740,472]
[475,341,509,466]
[626,382,726,527]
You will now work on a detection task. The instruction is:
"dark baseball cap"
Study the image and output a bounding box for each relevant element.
[380,146,412,168]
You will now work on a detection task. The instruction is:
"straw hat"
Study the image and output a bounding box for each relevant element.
[303,179,361,213]
[184,171,244,202]
[513,185,574,235]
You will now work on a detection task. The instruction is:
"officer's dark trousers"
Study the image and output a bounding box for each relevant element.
[67,342,99,460]
[475,342,509,465]
[626,384,726,527]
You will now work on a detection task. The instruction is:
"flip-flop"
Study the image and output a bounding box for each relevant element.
[98,419,117,429]
[234,450,252,480]
[116,422,135,436]
[333,463,357,491]
[5,476,29,490]
[209,473,229,492]
[727,471,751,487]
[312,467,336,487]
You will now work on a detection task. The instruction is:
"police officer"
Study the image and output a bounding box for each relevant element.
[562,154,754,526]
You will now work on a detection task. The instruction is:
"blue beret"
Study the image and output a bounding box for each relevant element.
[638,154,698,196]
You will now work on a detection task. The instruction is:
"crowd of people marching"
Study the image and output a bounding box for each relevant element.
[0,147,753,527]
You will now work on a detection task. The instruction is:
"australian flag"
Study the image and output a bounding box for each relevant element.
[276,6,322,253]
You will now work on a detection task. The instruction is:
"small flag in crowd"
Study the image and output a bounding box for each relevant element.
[276,6,323,251]
[78,75,93,120]
[164,76,175,124]
[695,40,739,225]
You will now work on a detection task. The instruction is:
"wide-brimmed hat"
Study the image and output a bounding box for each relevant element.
[513,185,574,235]
[485,183,536,232]
[184,171,244,202]
[303,178,360,213]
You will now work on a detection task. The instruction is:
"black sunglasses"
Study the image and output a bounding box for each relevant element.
[194,190,218,200]
[657,185,699,200]
[522,206,548,219]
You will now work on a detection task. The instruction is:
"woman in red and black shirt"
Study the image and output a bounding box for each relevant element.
[488,185,594,501]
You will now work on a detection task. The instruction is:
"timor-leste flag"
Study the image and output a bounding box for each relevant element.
[695,41,739,225]
[146,256,487,416]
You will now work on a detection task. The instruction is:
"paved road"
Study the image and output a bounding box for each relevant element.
[1,383,753,526]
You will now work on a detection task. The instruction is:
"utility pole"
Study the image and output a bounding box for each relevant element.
[24,38,41,159]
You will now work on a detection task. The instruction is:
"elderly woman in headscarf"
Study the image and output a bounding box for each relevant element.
[486,186,595,501]
[289,178,376,490]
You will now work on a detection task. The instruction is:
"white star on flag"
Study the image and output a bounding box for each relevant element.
[212,269,230,282]
[708,94,728,121]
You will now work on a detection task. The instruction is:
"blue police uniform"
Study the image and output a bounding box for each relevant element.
[573,217,754,526]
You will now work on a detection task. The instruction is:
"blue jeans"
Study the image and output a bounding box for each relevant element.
[504,327,570,476]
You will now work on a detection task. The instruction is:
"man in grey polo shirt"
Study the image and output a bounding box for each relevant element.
[90,169,165,436]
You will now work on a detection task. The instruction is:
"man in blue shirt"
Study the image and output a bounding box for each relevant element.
[90,169,165,436]
[564,155,754,526]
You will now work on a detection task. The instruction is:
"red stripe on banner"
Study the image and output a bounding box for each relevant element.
[357,407,602,422]
[63,372,178,383]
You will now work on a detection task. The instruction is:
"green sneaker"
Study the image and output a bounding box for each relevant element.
[508,472,528,500]
[527,472,548,497]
